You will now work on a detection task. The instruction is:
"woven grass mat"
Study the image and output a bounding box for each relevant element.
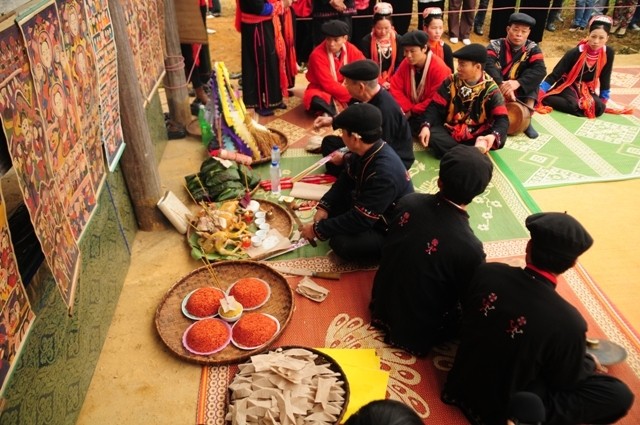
[196,240,640,424]
[492,66,640,189]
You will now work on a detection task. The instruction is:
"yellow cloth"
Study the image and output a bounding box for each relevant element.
[317,348,390,423]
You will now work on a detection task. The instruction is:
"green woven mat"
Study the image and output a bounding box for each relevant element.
[492,111,640,189]
[254,146,538,260]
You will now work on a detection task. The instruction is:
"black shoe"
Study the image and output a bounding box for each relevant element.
[255,108,274,117]
[546,23,556,32]
[275,102,287,110]
[166,120,186,139]
[474,26,484,36]
[524,124,539,139]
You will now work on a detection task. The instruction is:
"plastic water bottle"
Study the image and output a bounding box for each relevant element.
[198,104,213,147]
[270,145,281,195]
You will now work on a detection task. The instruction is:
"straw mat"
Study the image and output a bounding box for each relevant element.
[196,240,640,425]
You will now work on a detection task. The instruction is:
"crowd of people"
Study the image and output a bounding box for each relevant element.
[211,2,636,423]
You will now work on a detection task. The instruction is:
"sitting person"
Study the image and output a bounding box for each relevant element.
[344,399,422,425]
[538,15,615,119]
[313,59,414,176]
[422,7,454,72]
[443,212,634,425]
[300,103,414,263]
[389,30,451,136]
[485,12,546,138]
[359,2,402,89]
[417,43,509,158]
[303,20,365,116]
[370,145,493,356]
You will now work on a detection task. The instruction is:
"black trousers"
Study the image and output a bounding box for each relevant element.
[544,374,634,425]
[428,126,475,158]
[542,87,606,118]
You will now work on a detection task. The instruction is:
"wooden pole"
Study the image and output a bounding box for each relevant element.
[163,0,191,127]
[108,0,166,231]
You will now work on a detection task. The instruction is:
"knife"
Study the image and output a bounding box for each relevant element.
[269,265,341,280]
[284,202,317,247]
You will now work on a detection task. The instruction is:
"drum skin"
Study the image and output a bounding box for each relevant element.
[506,101,531,135]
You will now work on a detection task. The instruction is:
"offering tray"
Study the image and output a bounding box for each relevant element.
[228,346,350,425]
[188,199,294,261]
[155,261,294,365]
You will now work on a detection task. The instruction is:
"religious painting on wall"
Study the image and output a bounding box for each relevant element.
[83,0,125,172]
[17,0,97,241]
[0,14,81,313]
[0,188,36,397]
[122,0,166,104]
[57,0,106,194]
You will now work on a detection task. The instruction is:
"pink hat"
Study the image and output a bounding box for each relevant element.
[373,2,393,16]
[422,7,443,20]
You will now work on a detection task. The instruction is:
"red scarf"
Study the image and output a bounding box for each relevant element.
[537,40,606,118]
[428,39,444,64]
[369,31,397,85]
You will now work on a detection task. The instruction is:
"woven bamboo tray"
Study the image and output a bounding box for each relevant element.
[155,261,294,365]
[188,199,294,261]
[230,346,350,424]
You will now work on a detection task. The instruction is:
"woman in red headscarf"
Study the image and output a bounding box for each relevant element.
[538,15,615,118]
[422,7,454,72]
[359,2,402,89]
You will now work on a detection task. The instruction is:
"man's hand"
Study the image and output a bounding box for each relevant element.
[418,126,431,148]
[474,134,495,154]
[300,223,317,241]
[500,80,520,102]
[329,150,345,166]
[313,209,328,222]
[329,0,346,12]
[282,0,292,8]
[313,115,333,131]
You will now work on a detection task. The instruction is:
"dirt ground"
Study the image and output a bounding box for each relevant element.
[206,2,640,75]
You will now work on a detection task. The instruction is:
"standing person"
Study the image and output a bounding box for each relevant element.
[182,0,214,114]
[422,7,454,72]
[359,3,403,89]
[473,0,490,35]
[389,30,451,136]
[314,60,414,176]
[370,145,493,356]
[304,20,365,116]
[545,0,564,31]
[519,0,552,43]
[611,0,639,37]
[443,212,634,425]
[312,0,357,46]
[485,13,546,138]
[300,103,414,263]
[417,44,509,158]
[569,0,596,32]
[389,0,413,35]
[237,0,294,116]
[539,15,615,119]
[448,0,477,44]
[488,0,516,40]
[417,0,445,29]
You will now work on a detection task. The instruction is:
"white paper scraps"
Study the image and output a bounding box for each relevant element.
[296,277,329,302]
[226,348,346,425]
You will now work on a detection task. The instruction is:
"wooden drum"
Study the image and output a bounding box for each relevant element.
[506,101,531,136]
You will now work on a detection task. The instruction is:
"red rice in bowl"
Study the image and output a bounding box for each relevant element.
[183,318,231,355]
[232,313,279,349]
[184,287,225,318]
[228,278,270,310]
